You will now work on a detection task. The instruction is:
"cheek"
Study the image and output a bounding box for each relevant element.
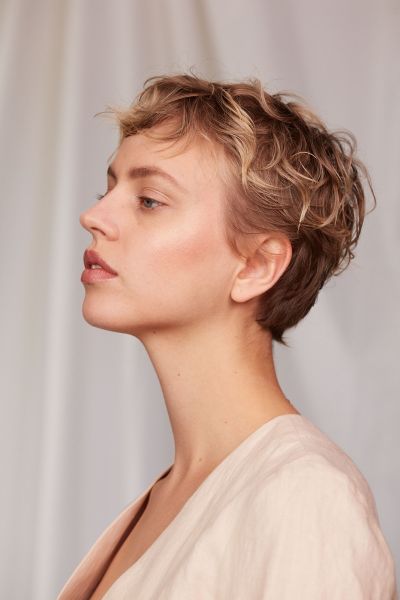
[148,215,222,276]
[134,215,234,308]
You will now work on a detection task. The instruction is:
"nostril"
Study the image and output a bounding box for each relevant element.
[79,209,119,241]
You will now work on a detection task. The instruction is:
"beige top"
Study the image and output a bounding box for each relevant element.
[57,414,398,599]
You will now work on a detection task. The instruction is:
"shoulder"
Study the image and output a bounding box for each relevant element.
[236,416,397,598]
[253,451,378,541]
[248,415,383,543]
[250,414,378,511]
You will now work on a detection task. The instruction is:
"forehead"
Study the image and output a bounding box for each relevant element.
[110,125,230,190]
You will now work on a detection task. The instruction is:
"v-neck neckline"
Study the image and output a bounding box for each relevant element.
[103,412,304,598]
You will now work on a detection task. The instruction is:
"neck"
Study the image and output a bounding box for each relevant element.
[139,311,298,486]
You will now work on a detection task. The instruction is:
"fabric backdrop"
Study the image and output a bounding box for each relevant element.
[1,0,398,597]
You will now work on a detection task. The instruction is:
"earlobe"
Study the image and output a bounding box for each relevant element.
[230,234,292,304]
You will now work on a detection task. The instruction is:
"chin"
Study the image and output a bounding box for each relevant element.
[81,299,126,332]
[81,301,158,337]
[82,310,122,333]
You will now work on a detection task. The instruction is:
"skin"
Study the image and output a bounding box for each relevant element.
[79,121,300,496]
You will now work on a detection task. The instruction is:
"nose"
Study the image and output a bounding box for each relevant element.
[79,200,118,240]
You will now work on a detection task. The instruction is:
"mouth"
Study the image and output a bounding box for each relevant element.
[83,249,118,274]
[81,248,118,283]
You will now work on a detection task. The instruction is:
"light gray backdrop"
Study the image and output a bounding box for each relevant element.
[0,0,398,598]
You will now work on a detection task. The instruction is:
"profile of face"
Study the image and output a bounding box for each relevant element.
[79,123,251,340]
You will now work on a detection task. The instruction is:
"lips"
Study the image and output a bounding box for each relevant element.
[83,249,118,275]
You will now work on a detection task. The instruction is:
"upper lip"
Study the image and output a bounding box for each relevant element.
[84,249,118,274]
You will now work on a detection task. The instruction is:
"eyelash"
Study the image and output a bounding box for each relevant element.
[96,193,164,211]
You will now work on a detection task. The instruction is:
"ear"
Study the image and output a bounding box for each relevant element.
[230,232,292,303]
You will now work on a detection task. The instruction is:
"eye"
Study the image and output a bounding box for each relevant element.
[95,193,164,211]
[138,196,164,210]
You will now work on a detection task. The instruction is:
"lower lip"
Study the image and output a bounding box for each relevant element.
[81,268,118,283]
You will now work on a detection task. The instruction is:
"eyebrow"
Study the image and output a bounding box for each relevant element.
[107,164,186,192]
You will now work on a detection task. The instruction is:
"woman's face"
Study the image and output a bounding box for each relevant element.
[79,125,243,337]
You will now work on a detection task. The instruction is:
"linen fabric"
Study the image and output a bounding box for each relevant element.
[57,414,397,599]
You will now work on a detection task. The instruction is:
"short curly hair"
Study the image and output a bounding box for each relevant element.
[103,72,375,346]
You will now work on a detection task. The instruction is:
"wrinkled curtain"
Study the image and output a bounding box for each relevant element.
[0,0,398,597]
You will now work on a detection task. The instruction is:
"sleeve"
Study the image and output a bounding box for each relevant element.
[248,458,398,600]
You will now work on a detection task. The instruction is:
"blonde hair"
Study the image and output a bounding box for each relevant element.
[103,73,375,346]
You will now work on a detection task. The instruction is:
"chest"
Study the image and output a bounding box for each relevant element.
[88,483,199,600]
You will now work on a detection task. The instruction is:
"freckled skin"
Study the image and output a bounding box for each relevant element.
[80,129,241,338]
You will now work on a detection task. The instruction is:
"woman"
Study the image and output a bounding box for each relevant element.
[58,73,397,599]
